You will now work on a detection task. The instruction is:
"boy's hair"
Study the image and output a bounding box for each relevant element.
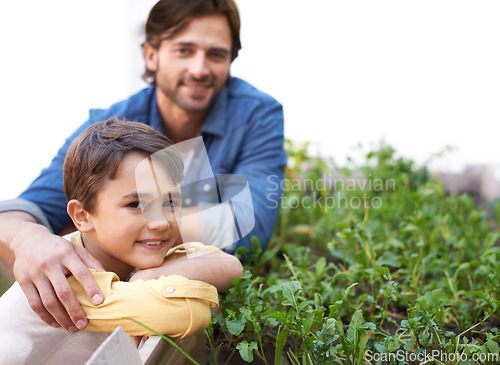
[63,119,184,213]
[143,0,241,84]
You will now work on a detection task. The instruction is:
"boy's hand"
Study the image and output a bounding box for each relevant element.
[132,335,148,349]
[10,221,105,333]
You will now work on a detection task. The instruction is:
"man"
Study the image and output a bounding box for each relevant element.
[0,0,285,335]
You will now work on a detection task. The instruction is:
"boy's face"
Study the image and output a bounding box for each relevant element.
[86,152,181,274]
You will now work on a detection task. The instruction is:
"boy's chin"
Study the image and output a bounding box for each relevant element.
[134,256,166,270]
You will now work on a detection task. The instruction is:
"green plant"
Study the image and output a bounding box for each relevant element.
[211,141,500,364]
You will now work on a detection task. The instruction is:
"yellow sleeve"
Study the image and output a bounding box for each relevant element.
[165,241,223,261]
[68,272,218,338]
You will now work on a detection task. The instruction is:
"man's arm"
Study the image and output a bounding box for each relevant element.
[230,98,286,254]
[176,96,286,255]
[0,110,113,331]
[0,90,155,331]
[0,210,104,333]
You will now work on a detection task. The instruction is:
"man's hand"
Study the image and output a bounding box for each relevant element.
[8,216,104,333]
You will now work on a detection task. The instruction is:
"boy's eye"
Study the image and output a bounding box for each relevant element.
[127,201,144,209]
[163,200,177,209]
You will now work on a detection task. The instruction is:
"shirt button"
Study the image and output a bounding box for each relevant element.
[203,184,210,191]
[166,286,175,293]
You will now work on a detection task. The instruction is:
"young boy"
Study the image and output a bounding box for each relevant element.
[0,119,243,364]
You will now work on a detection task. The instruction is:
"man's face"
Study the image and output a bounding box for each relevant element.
[146,15,232,113]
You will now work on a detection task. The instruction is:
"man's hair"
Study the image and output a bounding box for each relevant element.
[63,118,184,213]
[142,0,241,84]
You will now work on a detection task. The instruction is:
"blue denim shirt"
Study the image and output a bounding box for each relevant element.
[4,77,286,253]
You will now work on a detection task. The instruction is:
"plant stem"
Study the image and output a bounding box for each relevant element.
[123,318,200,365]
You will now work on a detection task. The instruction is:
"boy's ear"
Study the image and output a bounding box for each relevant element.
[143,42,159,73]
[67,199,94,233]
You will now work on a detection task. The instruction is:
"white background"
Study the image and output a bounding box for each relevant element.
[1,0,499,200]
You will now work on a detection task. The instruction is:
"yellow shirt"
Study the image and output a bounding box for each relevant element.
[68,233,219,338]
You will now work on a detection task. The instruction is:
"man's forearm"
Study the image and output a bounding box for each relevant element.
[0,211,41,267]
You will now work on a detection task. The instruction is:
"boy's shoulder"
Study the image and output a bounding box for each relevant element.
[62,231,83,247]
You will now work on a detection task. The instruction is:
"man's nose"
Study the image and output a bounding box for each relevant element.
[188,51,209,79]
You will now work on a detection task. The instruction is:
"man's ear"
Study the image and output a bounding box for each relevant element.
[143,42,159,73]
[67,199,94,233]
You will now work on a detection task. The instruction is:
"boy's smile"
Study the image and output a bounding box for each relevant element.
[81,152,181,280]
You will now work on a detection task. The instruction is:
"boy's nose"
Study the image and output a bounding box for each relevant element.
[146,219,170,231]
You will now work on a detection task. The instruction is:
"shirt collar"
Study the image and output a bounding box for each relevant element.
[199,83,228,138]
[149,91,164,134]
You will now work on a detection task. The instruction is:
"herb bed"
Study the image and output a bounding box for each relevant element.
[208,142,500,365]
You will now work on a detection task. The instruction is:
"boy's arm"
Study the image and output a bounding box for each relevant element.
[71,272,219,338]
[129,245,243,292]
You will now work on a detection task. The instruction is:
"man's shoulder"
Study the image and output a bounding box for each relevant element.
[88,86,155,123]
[226,77,281,107]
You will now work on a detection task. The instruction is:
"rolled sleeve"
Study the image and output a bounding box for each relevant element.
[0,198,53,232]
[71,271,218,338]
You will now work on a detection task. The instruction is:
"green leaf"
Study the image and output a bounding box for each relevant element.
[317,318,336,342]
[303,312,315,334]
[329,283,358,315]
[377,251,400,268]
[236,340,258,363]
[281,281,302,307]
[467,290,486,300]
[230,269,252,286]
[486,339,500,353]
[343,282,358,299]
[240,307,253,319]
[375,266,391,279]
[374,343,385,353]
[261,309,286,322]
[297,301,310,312]
[251,235,263,263]
[361,322,376,331]
[347,310,363,345]
[356,330,370,365]
[275,326,290,365]
[417,289,451,311]
[226,313,246,336]
[314,257,327,279]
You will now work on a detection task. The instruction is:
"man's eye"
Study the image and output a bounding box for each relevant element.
[177,48,191,55]
[209,51,227,60]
